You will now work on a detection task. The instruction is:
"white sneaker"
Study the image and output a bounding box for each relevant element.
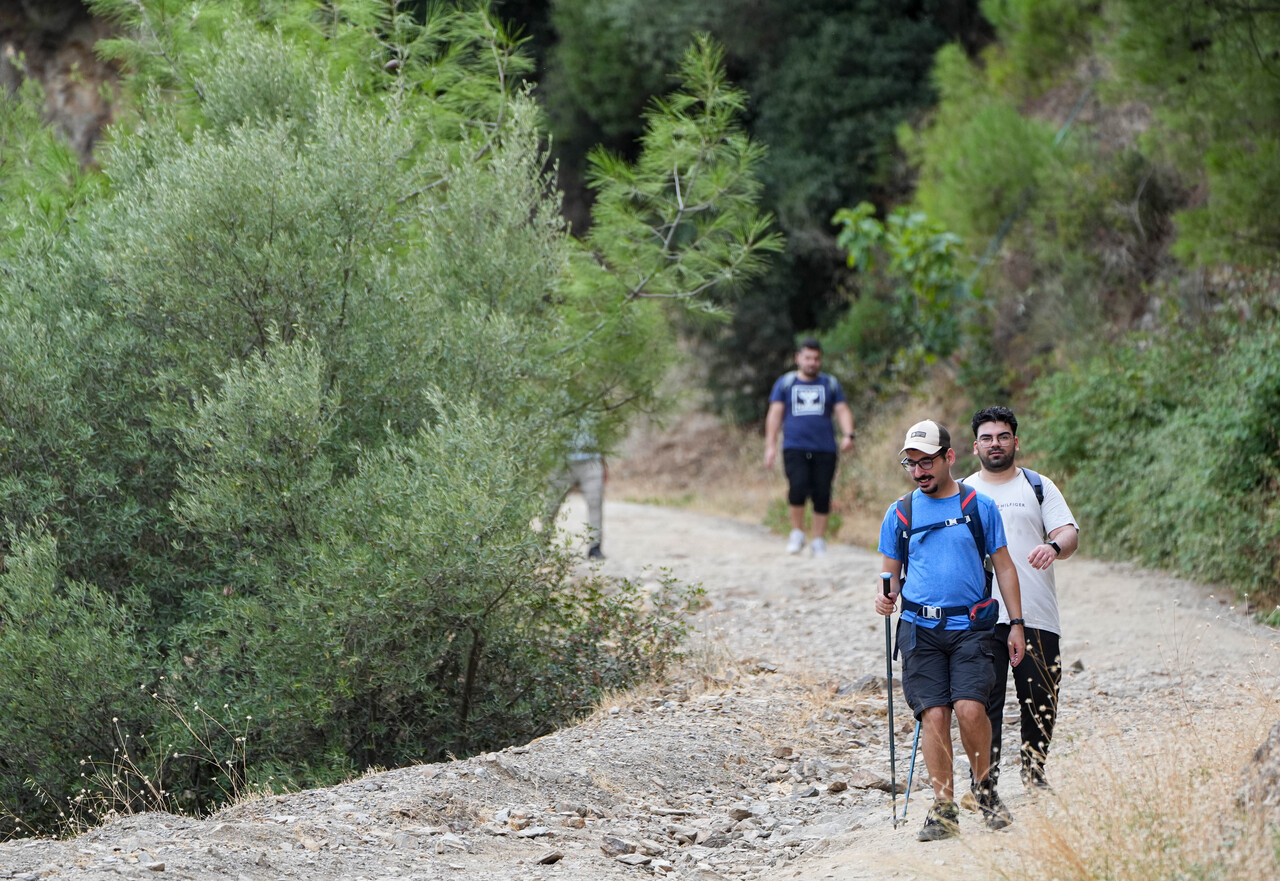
[810,537,827,558]
[786,529,805,555]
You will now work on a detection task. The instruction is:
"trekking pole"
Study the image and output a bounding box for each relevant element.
[902,719,921,821]
[881,572,898,828]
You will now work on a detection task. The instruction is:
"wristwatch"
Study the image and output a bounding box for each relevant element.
[1047,540,1062,556]
[1008,618,1025,626]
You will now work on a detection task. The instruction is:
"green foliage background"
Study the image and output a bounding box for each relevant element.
[0,0,776,833]
[860,0,1280,612]
[542,0,991,419]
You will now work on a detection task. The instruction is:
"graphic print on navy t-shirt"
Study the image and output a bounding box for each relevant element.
[791,383,826,416]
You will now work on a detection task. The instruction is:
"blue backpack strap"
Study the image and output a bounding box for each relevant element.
[1022,468,1045,505]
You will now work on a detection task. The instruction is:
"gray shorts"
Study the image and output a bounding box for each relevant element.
[897,620,998,718]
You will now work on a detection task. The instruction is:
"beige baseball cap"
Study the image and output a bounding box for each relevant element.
[900,419,950,455]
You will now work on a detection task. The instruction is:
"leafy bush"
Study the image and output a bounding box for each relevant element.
[1104,0,1280,267]
[0,527,151,825]
[979,0,1099,97]
[828,202,982,408]
[0,0,768,833]
[1032,313,1280,608]
[0,77,98,258]
[546,0,973,418]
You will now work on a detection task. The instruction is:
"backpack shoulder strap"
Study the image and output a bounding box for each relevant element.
[957,481,986,560]
[894,491,913,579]
[1022,467,1045,505]
[958,481,995,599]
[780,370,798,393]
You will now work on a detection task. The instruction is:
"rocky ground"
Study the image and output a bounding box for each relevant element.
[2,497,1278,880]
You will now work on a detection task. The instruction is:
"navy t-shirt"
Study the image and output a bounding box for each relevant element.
[768,372,846,453]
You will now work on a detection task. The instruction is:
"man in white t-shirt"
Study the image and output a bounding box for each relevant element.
[964,406,1079,793]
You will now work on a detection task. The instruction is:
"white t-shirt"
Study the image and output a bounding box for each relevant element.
[964,467,1078,634]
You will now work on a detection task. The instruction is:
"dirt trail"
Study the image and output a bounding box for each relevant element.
[3,499,1277,880]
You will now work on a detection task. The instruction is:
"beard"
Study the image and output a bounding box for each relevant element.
[978,448,1016,473]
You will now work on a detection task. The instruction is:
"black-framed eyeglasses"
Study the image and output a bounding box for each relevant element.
[900,451,945,472]
[976,432,1014,448]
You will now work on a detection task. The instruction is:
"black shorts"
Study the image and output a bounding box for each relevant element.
[897,620,998,718]
[782,449,837,514]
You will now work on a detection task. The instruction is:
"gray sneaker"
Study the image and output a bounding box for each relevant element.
[916,799,960,841]
[786,529,805,555]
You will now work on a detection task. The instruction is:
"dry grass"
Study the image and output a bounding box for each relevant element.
[993,693,1280,881]
[609,409,777,524]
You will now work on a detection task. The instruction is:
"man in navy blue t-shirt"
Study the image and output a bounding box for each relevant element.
[763,339,855,557]
[875,419,1026,841]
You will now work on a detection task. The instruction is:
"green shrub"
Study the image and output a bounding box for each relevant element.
[0,1,770,834]
[1031,315,1280,604]
[0,527,151,825]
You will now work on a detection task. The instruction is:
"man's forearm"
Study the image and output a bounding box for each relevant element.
[1047,524,1079,560]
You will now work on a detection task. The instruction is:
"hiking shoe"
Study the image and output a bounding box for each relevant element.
[1022,766,1052,793]
[810,537,827,558]
[916,799,960,842]
[976,786,1013,830]
[786,529,805,555]
[587,544,605,561]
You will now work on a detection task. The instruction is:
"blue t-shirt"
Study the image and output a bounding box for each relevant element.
[768,372,846,453]
[877,487,1008,630]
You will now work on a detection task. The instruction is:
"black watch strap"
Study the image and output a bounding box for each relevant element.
[1009,618,1025,626]
[1047,540,1062,556]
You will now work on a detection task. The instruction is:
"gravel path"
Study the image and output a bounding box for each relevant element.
[3,499,1277,880]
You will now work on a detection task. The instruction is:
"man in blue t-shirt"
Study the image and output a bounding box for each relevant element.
[763,339,855,558]
[874,419,1026,842]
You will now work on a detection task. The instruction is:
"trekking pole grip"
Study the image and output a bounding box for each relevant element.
[881,571,892,599]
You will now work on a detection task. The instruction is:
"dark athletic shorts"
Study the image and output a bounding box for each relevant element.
[782,449,837,514]
[897,620,998,718]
